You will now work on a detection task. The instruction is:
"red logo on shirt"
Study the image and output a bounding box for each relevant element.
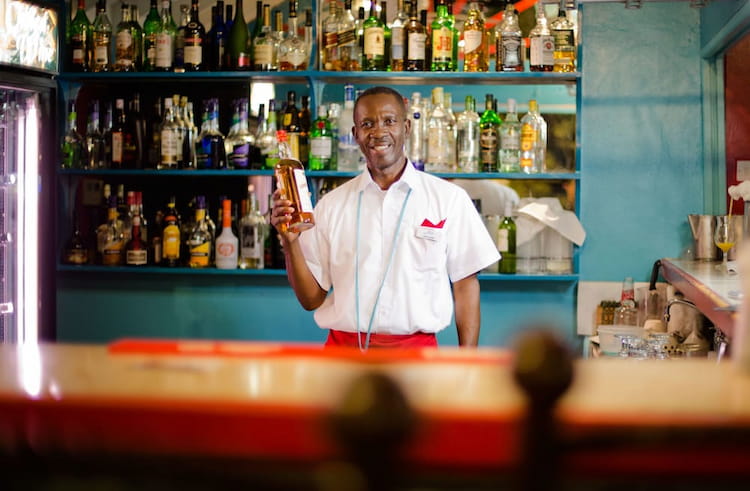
[421,218,446,228]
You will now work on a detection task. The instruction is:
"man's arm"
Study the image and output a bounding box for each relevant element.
[453,273,481,347]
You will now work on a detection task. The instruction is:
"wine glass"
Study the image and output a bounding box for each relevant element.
[714,215,736,271]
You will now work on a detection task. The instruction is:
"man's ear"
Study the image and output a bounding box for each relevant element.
[404,117,411,137]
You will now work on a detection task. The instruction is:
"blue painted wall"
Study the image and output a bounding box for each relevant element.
[56,3,716,348]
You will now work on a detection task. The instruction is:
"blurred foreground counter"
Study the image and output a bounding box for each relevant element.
[1,340,750,489]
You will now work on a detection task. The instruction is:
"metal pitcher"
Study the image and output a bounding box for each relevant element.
[687,214,718,261]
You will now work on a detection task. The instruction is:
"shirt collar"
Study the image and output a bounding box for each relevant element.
[355,159,420,194]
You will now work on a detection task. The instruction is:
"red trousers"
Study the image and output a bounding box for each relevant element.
[325,329,438,349]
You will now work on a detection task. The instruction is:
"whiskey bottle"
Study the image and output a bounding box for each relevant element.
[479,94,501,172]
[155,0,177,71]
[278,0,308,71]
[143,0,161,71]
[215,199,239,269]
[91,0,112,72]
[282,90,302,161]
[274,130,314,233]
[550,0,576,73]
[159,97,179,169]
[183,0,206,71]
[363,0,386,71]
[404,0,426,71]
[252,3,278,70]
[529,4,554,72]
[461,1,487,72]
[431,0,454,71]
[187,195,212,268]
[114,3,136,71]
[496,3,523,72]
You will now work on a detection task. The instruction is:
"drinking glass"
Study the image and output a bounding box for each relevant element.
[714,215,736,270]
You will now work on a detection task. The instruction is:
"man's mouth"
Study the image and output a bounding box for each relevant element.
[369,140,391,151]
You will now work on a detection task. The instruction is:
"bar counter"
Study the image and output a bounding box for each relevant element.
[1,340,750,488]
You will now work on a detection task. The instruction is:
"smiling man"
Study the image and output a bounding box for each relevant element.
[270,86,499,349]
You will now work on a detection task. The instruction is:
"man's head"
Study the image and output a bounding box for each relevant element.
[352,86,411,174]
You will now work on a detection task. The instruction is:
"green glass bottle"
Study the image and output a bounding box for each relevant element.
[497,210,516,274]
[143,0,161,71]
[431,0,454,71]
[479,94,501,172]
[309,104,333,170]
[362,0,385,71]
[155,0,177,71]
[69,0,91,72]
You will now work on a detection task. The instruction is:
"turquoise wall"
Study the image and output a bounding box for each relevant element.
[56,3,711,348]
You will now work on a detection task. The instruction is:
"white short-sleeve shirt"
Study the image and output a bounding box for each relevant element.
[299,161,500,335]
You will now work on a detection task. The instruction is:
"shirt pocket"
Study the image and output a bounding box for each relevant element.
[413,229,448,273]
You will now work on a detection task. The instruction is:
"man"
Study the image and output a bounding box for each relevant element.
[271,86,499,349]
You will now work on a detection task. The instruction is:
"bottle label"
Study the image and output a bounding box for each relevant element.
[116,30,133,51]
[310,137,332,158]
[391,26,405,60]
[184,45,202,65]
[162,224,180,259]
[407,33,426,61]
[500,34,522,67]
[497,229,509,253]
[432,27,452,60]
[254,44,273,65]
[479,127,498,165]
[189,242,210,266]
[241,224,263,260]
[217,241,236,258]
[126,249,148,265]
[160,129,178,164]
[324,30,338,50]
[155,34,173,67]
[230,143,250,168]
[338,27,355,46]
[287,49,307,68]
[112,133,123,163]
[463,30,482,55]
[500,132,520,150]
[94,45,109,65]
[293,168,314,213]
[237,52,251,67]
[364,27,385,57]
[520,123,536,169]
[102,242,124,265]
[530,35,554,66]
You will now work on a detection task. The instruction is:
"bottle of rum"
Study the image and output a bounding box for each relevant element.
[499,98,521,172]
[274,130,315,233]
[91,0,112,72]
[456,95,480,173]
[187,195,212,268]
[69,0,91,72]
[496,3,523,72]
[239,185,267,269]
[183,0,206,71]
[215,199,239,269]
[529,4,554,72]
[461,1,487,72]
[404,0,426,71]
[282,90,302,161]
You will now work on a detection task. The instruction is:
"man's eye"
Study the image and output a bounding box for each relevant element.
[360,122,373,129]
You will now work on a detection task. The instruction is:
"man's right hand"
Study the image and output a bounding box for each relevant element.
[270,188,301,246]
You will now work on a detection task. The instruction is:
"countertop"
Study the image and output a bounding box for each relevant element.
[2,339,750,486]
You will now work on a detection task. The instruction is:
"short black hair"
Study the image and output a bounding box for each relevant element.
[354,86,407,118]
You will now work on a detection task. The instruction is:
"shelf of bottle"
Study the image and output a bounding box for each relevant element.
[56,70,580,86]
[57,168,581,180]
[57,264,578,281]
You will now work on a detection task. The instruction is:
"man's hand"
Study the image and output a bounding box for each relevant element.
[270,188,301,247]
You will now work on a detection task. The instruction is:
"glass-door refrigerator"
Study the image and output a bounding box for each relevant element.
[0,0,59,343]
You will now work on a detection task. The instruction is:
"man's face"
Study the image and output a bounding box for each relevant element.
[353,93,411,172]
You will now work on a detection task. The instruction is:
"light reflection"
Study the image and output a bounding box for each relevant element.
[17,341,41,398]
[0,0,58,71]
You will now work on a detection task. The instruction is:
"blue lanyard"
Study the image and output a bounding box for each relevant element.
[355,187,412,352]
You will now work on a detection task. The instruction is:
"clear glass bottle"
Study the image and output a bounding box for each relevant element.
[181,96,197,169]
[63,210,90,265]
[195,98,227,169]
[69,0,91,72]
[320,0,340,70]
[155,0,177,71]
[91,0,113,72]
[495,3,522,72]
[499,98,521,172]
[550,0,576,73]
[225,97,254,169]
[390,0,408,71]
[363,0,386,71]
[158,97,179,169]
[531,100,548,171]
[529,4,554,72]
[337,83,361,171]
[274,130,315,233]
[431,0,454,71]
[187,195,212,268]
[462,1,487,72]
[85,100,106,169]
[338,0,359,71]
[61,101,84,169]
[143,0,161,71]
[114,3,136,71]
[426,87,453,173]
[479,94,501,172]
[260,99,279,169]
[520,99,543,174]
[279,0,309,71]
[239,184,267,269]
[614,277,638,325]
[252,3,277,70]
[404,0,426,71]
[183,0,206,71]
[215,199,239,269]
[456,95,480,173]
[309,103,333,171]
[443,91,457,171]
[406,92,426,171]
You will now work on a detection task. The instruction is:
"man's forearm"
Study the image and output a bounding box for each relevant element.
[283,237,327,310]
[453,274,481,347]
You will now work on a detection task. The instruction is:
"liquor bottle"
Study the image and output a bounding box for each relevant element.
[298,95,312,167]
[479,94,501,172]
[135,191,149,243]
[388,0,408,71]
[420,8,431,69]
[182,98,197,168]
[550,0,576,73]
[337,84,361,171]
[431,0,454,71]
[97,195,125,266]
[114,3,136,71]
[159,97,179,169]
[207,0,226,70]
[161,197,181,267]
[260,99,279,169]
[426,87,454,172]
[102,101,113,167]
[338,0,359,71]
[63,210,90,265]
[227,0,250,69]
[143,0,161,71]
[69,0,91,72]
[282,90,302,161]
[496,3,523,72]
[85,100,106,169]
[406,92,426,170]
[147,98,162,166]
[274,130,314,233]
[303,8,314,56]
[456,95,480,173]
[279,0,308,71]
[215,199,239,269]
[239,184,266,269]
[356,6,366,69]
[363,0,386,71]
[174,4,188,72]
[195,98,227,169]
[462,1,487,72]
[252,3,277,70]
[520,99,542,174]
[125,216,148,266]
[497,207,516,274]
[380,2,392,70]
[273,9,285,46]
[61,101,84,169]
[499,98,521,172]
[182,0,206,71]
[225,98,254,169]
[404,0,425,71]
[129,4,144,71]
[155,0,177,71]
[444,91,457,170]
[320,0,339,70]
[130,93,147,168]
[614,277,638,325]
[251,102,266,167]
[530,99,548,170]
[187,195,212,268]
[225,3,233,33]
[111,98,136,168]
[91,0,113,72]
[171,94,186,166]
[309,104,333,171]
[529,4,554,72]
[446,0,459,71]
[250,0,263,43]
